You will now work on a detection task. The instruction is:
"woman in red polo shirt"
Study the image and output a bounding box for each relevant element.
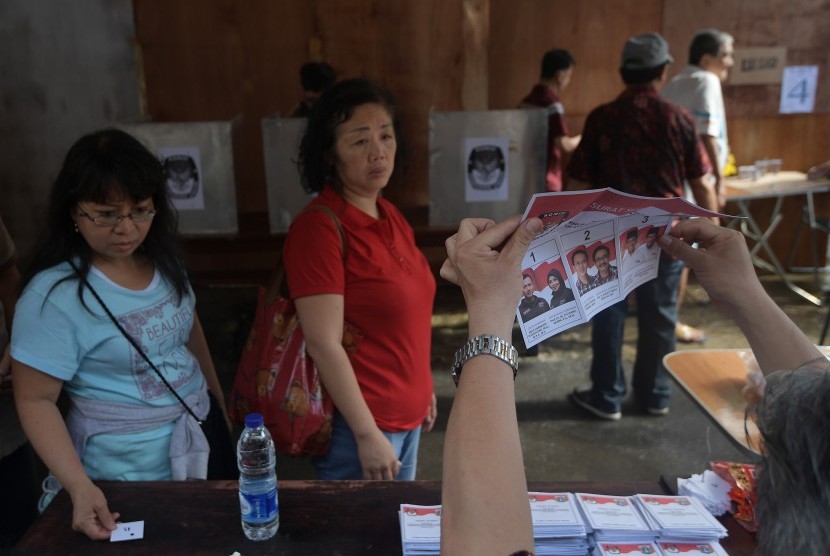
[283,78,437,480]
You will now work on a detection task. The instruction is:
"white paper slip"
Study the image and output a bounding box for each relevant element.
[634,495,726,534]
[399,504,442,554]
[110,520,145,542]
[529,492,586,531]
[575,493,649,531]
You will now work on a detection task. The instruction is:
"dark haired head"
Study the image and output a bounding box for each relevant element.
[750,364,830,554]
[571,249,588,264]
[299,62,337,93]
[646,226,658,237]
[547,268,564,283]
[626,228,638,241]
[25,128,188,304]
[620,63,668,85]
[541,49,575,80]
[593,245,610,261]
[689,29,733,66]
[297,78,406,195]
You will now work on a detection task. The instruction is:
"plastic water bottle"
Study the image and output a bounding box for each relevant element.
[238,413,279,540]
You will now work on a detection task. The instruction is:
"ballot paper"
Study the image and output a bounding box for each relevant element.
[529,493,591,555]
[399,505,441,555]
[574,493,654,542]
[633,495,728,541]
[517,188,728,347]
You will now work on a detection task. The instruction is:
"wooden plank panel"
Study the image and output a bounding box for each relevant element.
[489,0,663,122]
[664,0,830,117]
[134,0,314,233]
[313,0,466,210]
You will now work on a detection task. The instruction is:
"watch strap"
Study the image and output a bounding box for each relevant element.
[451,334,519,386]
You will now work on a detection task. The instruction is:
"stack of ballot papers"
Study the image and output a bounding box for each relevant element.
[575,493,655,543]
[529,493,590,555]
[399,505,441,555]
[677,470,732,516]
[593,540,729,555]
[633,494,728,542]
[399,492,730,555]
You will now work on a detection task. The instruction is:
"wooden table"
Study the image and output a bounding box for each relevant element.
[724,171,830,305]
[14,480,756,555]
[664,349,762,456]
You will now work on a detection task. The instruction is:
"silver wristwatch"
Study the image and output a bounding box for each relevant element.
[451,334,519,386]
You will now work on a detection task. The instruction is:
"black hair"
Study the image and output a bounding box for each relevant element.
[620,63,668,85]
[546,268,564,284]
[688,29,733,66]
[571,249,588,264]
[626,228,638,241]
[646,226,658,237]
[24,128,188,307]
[750,365,830,554]
[299,62,337,93]
[593,245,610,261]
[297,77,406,194]
[540,49,575,80]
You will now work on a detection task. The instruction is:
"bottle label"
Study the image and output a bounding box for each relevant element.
[239,489,278,524]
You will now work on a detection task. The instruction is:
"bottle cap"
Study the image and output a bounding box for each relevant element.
[244,413,264,428]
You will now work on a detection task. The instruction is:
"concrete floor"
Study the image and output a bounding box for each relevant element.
[197,270,828,483]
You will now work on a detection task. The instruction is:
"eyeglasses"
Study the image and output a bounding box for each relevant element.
[77,207,157,227]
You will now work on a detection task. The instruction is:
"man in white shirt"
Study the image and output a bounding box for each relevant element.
[663,28,734,205]
[662,28,734,344]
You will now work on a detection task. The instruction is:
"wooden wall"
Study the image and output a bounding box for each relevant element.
[134,0,830,279]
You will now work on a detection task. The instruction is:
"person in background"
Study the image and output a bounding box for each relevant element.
[439,215,828,555]
[0,214,39,547]
[566,32,717,420]
[290,61,337,118]
[11,129,228,540]
[663,28,735,344]
[519,49,582,192]
[285,78,437,481]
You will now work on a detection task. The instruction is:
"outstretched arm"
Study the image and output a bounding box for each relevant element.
[439,215,541,555]
[659,219,822,373]
[13,361,120,540]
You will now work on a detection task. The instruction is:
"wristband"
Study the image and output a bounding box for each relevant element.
[451,334,519,387]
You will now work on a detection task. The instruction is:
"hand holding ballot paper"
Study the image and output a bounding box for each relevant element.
[516,188,726,347]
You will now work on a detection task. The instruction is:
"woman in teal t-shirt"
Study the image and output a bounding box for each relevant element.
[11,129,228,541]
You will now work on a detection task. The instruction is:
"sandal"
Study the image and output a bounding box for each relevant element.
[676,322,707,343]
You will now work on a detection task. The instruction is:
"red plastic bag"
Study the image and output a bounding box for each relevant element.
[230,286,333,456]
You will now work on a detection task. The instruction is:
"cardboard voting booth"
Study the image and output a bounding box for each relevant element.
[428,109,547,226]
[117,119,241,234]
[261,116,315,234]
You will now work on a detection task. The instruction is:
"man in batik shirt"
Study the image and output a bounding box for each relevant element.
[565,33,717,421]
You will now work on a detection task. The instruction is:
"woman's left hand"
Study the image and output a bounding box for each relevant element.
[422,393,438,432]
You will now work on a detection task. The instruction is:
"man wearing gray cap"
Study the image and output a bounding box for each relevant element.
[565,32,718,421]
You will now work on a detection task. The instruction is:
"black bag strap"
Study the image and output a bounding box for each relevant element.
[68,260,203,425]
[266,204,348,304]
